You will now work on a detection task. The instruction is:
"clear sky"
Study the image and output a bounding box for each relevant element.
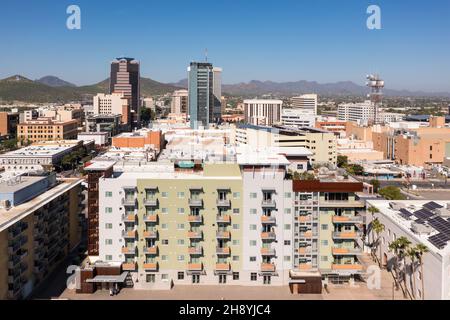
[1,0,449,91]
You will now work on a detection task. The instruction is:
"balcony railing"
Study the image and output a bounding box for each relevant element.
[143,230,158,239]
[215,263,230,271]
[122,262,137,271]
[121,246,136,254]
[143,246,158,255]
[331,264,363,271]
[297,247,318,255]
[216,199,231,207]
[261,232,276,240]
[216,247,231,255]
[143,198,158,207]
[121,213,136,222]
[261,216,276,224]
[299,231,318,238]
[260,263,276,272]
[187,263,203,271]
[332,231,361,239]
[260,248,276,256]
[216,214,231,224]
[188,215,203,223]
[143,214,158,223]
[321,200,365,208]
[143,262,158,271]
[297,263,313,270]
[332,247,362,255]
[261,199,276,208]
[216,231,231,239]
[332,216,364,224]
[188,246,203,255]
[187,231,203,239]
[122,197,137,207]
[188,199,203,207]
[122,230,137,238]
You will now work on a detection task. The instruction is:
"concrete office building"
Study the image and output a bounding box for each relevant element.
[17,118,78,143]
[291,94,317,116]
[366,200,450,300]
[282,109,316,128]
[0,173,84,299]
[110,57,140,128]
[170,90,189,115]
[338,101,375,126]
[93,93,130,127]
[188,62,222,129]
[243,99,282,126]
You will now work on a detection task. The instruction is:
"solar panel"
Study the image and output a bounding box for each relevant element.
[413,209,434,221]
[428,217,450,236]
[415,219,425,225]
[428,233,450,249]
[399,208,413,220]
[423,201,443,211]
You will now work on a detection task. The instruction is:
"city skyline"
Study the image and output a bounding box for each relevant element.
[1,0,450,91]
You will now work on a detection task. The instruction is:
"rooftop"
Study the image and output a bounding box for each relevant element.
[0,144,75,158]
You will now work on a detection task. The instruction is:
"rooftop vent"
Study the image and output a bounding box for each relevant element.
[411,222,433,235]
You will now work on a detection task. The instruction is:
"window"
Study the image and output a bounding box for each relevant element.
[161,255,168,261]
[177,255,185,261]
[161,208,168,214]
[105,255,112,261]
[284,255,291,262]
[161,274,169,281]
[250,240,257,246]
[146,274,155,283]
[233,192,240,199]
[232,240,240,245]
[321,256,328,262]
[162,239,169,245]
[162,192,169,198]
[192,274,200,284]
[233,208,240,215]
[232,255,239,261]
[161,223,168,230]
[284,224,291,230]
[105,239,113,245]
[250,224,257,230]
[250,256,257,262]
[177,208,185,214]
[250,192,257,199]
[321,224,328,230]
[232,224,239,230]
[105,191,113,197]
[177,239,185,245]
[284,208,291,214]
[177,192,185,198]
[105,207,113,213]
[105,223,113,229]
[284,240,291,246]
[250,208,257,215]
[297,164,304,170]
[177,223,185,230]
[178,272,184,280]
[219,274,227,284]
[251,273,257,281]
[284,192,291,198]
[233,272,239,280]
[321,240,328,246]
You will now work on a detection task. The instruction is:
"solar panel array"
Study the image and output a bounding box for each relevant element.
[428,233,450,250]
[413,208,434,221]
[423,201,443,211]
[398,208,413,220]
[428,217,450,237]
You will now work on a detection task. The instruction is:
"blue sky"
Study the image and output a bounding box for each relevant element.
[1,0,449,91]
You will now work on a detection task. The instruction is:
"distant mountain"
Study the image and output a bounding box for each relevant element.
[171,78,450,98]
[36,76,76,87]
[0,75,182,103]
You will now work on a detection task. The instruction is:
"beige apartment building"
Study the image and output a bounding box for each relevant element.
[17,118,78,143]
[0,174,84,299]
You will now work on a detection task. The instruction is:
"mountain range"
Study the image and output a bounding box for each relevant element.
[1,75,449,103]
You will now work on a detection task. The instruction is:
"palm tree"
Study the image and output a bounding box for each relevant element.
[406,247,418,299]
[389,237,411,297]
[414,244,429,300]
[371,218,385,267]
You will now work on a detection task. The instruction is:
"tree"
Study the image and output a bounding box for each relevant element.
[371,218,385,267]
[414,244,429,300]
[369,179,381,193]
[378,186,406,200]
[337,155,348,168]
[389,237,411,297]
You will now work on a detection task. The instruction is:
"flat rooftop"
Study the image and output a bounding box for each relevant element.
[0,145,74,158]
[0,174,47,193]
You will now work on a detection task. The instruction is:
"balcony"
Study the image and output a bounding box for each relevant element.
[261,216,276,224]
[260,248,276,256]
[143,262,158,271]
[297,247,318,255]
[188,246,203,255]
[122,197,137,207]
[331,264,363,271]
[143,246,158,255]
[143,214,158,223]
[188,198,203,207]
[187,231,203,239]
[332,231,361,240]
[216,199,231,207]
[216,247,231,255]
[261,232,276,240]
[321,200,365,208]
[332,247,362,256]
[122,213,136,223]
[122,262,137,271]
[188,215,203,223]
[121,246,136,254]
[122,230,137,239]
[298,263,313,270]
[216,214,231,224]
[260,263,276,272]
[261,199,276,208]
[215,263,230,271]
[143,230,158,239]
[143,198,158,207]
[216,231,231,239]
[332,216,364,224]
[187,263,203,271]
[297,215,311,223]
[299,231,318,238]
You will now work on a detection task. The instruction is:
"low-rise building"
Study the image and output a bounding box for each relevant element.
[17,118,78,143]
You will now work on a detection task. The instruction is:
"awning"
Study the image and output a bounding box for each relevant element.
[86,272,128,283]
[289,279,306,284]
